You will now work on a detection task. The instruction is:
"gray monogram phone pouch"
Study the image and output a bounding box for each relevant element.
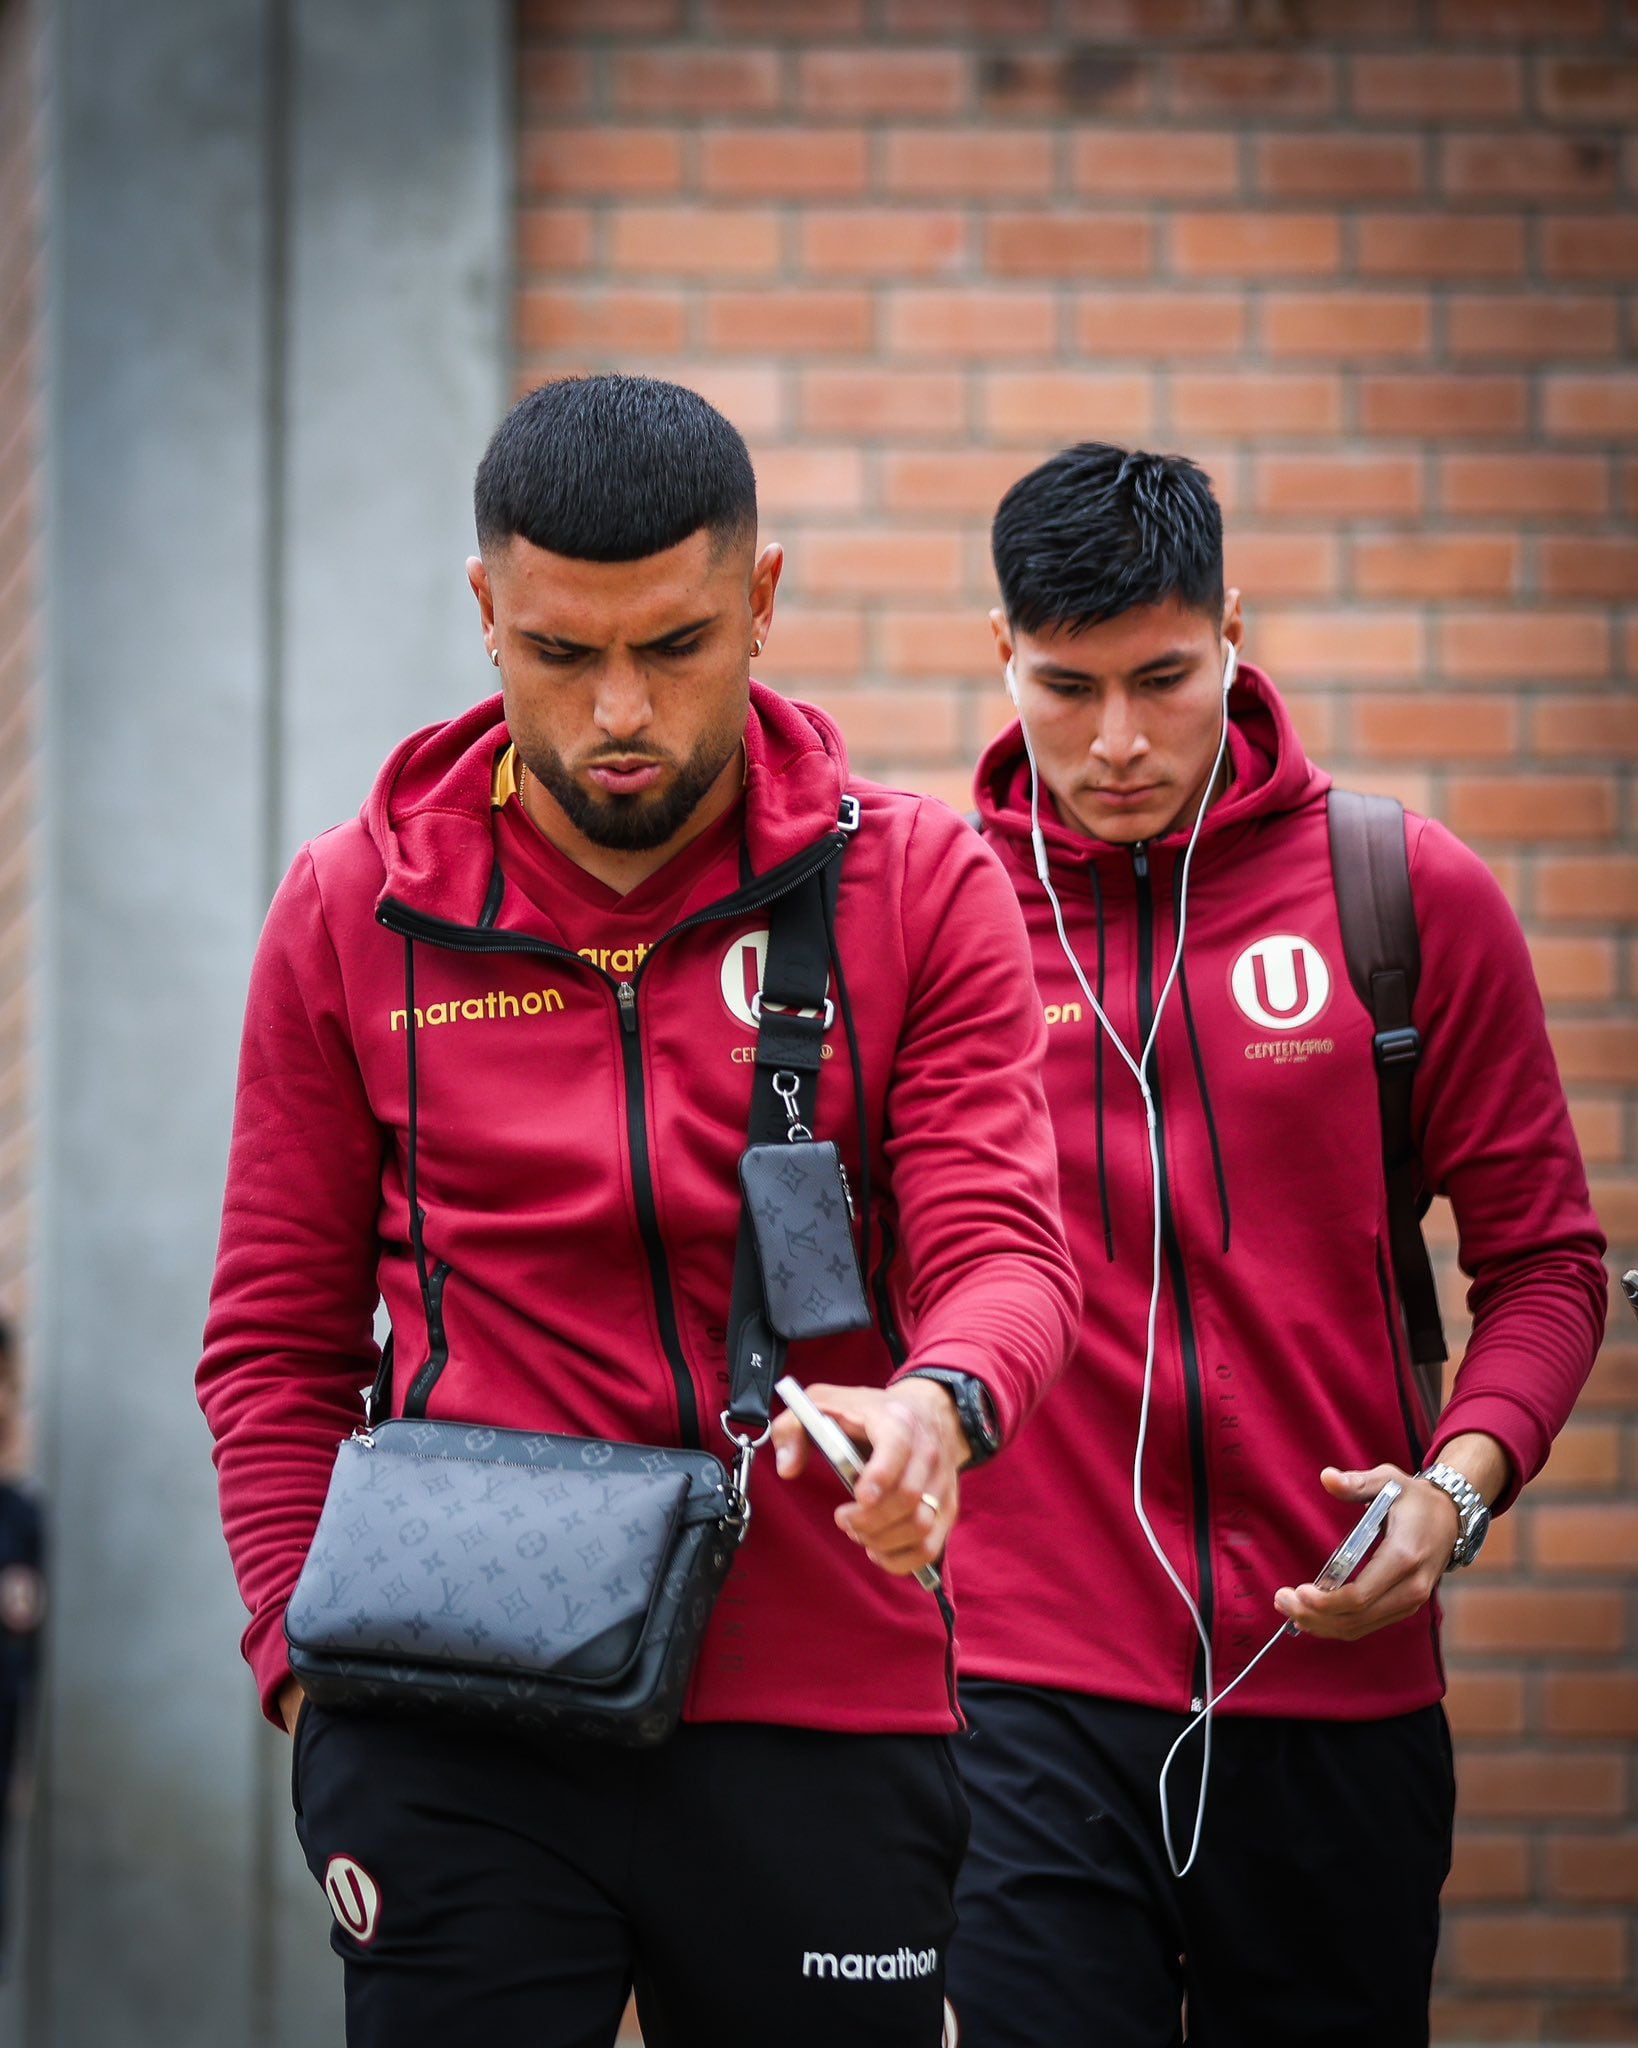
[739,1138,873,1342]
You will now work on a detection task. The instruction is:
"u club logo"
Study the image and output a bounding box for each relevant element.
[324,1855,382,1945]
[1229,935,1331,1032]
[719,928,834,1051]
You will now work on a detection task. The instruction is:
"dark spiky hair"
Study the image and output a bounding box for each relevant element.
[474,374,758,562]
[992,443,1223,637]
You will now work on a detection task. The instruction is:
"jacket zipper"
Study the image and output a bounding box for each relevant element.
[377,835,844,1451]
[1133,843,1214,1712]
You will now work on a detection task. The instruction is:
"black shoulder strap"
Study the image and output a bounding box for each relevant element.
[1327,790,1447,1422]
[724,826,850,1446]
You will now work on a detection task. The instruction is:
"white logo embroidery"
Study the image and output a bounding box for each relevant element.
[324,1856,382,1945]
[802,1947,939,1982]
[1230,935,1331,1032]
[721,928,770,1029]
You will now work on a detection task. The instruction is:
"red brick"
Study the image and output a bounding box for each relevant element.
[611,50,782,114]
[1353,534,1519,598]
[983,214,1153,279]
[1172,213,1342,279]
[702,0,866,26]
[521,128,685,198]
[1435,0,1605,32]
[797,369,966,439]
[1542,1422,1627,1499]
[1221,532,1339,599]
[1439,612,1612,683]
[1542,216,1638,280]
[1533,1503,1638,1572]
[1169,53,1337,117]
[1350,53,1523,120]
[1446,297,1621,361]
[1257,133,1427,199]
[1449,1914,1627,1990]
[1528,935,1619,1000]
[800,211,967,279]
[885,291,1056,361]
[1430,1996,1548,2042]
[1263,293,1433,359]
[1550,1023,1638,1083]
[806,686,962,762]
[517,209,596,274]
[881,452,1042,518]
[1539,538,1638,600]
[1444,1670,1528,1736]
[975,51,1153,118]
[1442,1587,1627,1656]
[1537,856,1638,923]
[1075,293,1248,359]
[797,50,968,117]
[749,449,867,517]
[1353,693,1518,760]
[1356,214,1526,279]
[1071,129,1240,199]
[1256,455,1423,518]
[1530,694,1638,759]
[880,609,1001,682]
[1359,374,1527,437]
[1539,59,1638,123]
[1444,1834,1531,1904]
[1171,373,1342,437]
[518,52,594,112]
[1440,454,1609,519]
[1447,774,1616,841]
[608,209,781,279]
[1544,1675,1638,1741]
[1255,611,1424,681]
[800,530,964,599]
[982,371,1155,445]
[701,131,870,199]
[1545,1836,1638,1905]
[1545,376,1638,438]
[1296,0,1419,32]
[517,288,687,354]
[889,0,1052,27]
[702,291,872,355]
[881,131,1055,199]
[1067,0,1236,29]
[753,608,865,680]
[518,0,680,25]
[1442,133,1619,202]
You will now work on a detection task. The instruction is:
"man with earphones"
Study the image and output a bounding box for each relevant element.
[944,443,1608,2048]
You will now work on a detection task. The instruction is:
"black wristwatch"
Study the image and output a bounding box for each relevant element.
[900,1369,1002,1467]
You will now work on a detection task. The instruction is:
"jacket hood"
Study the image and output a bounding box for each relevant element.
[363,680,851,924]
[973,662,1328,869]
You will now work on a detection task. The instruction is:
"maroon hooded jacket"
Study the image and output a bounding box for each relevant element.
[199,685,1079,1730]
[953,665,1607,1722]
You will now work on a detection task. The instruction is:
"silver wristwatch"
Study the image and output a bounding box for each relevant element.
[1418,1462,1491,1570]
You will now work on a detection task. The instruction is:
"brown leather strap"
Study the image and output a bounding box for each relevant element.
[1328,790,1447,1423]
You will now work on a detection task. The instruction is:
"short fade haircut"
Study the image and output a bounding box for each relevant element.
[992,443,1223,638]
[474,374,758,562]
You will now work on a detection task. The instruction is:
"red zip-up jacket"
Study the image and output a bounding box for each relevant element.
[199,685,1079,1730]
[952,665,1607,1722]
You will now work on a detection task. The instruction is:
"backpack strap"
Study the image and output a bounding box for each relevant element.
[1327,790,1447,1425]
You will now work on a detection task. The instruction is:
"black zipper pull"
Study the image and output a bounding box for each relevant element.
[617,981,638,1034]
[1133,841,1149,880]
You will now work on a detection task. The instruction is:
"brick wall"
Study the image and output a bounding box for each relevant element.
[0,0,40,1454]
[516,2,1635,2034]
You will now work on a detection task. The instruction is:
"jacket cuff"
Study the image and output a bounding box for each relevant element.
[1427,1387,1548,1515]
[245,1602,297,1728]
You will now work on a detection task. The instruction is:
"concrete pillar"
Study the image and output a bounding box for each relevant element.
[33,4,508,2040]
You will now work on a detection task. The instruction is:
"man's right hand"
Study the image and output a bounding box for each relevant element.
[278,1677,306,1737]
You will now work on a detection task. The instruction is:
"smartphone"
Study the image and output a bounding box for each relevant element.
[775,1376,942,1595]
[1285,1480,1402,1636]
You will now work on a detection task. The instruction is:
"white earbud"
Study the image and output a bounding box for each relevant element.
[1005,658,1021,706]
[1221,641,1238,694]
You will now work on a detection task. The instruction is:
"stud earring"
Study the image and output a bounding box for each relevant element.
[751,637,763,657]
[490,646,500,667]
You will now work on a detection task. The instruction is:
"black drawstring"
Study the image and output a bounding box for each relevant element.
[402,938,436,1330]
[822,865,873,1309]
[1170,867,1232,1255]
[1089,865,1115,1262]
[936,1583,964,1731]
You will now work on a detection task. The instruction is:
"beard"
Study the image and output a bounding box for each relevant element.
[521,728,743,852]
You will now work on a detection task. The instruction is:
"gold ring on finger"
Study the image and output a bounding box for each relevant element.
[920,1492,941,1516]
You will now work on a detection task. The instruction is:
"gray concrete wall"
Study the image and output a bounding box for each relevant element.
[29,4,509,2040]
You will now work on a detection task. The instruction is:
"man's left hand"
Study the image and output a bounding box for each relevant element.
[771,1378,968,1579]
[1274,1463,1457,1642]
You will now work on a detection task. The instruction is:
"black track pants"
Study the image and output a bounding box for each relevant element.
[292,1702,969,2048]
[947,1683,1454,2048]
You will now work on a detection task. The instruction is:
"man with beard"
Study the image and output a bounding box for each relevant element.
[198,375,1077,2048]
[944,443,1607,2047]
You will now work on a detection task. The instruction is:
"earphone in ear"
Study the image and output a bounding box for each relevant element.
[1005,658,1020,706]
[1221,642,1239,694]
